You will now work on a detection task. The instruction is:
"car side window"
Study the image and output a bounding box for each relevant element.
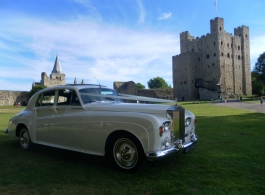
[57,89,81,106]
[35,90,56,107]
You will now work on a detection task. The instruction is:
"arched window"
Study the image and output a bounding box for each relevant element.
[219,27,222,31]
[238,55,241,60]
[214,41,216,46]
[245,34,248,38]
[227,43,229,47]
[214,53,216,57]
[221,52,224,56]
[212,63,215,67]
[206,54,210,59]
[227,53,230,58]
[221,41,223,45]
[238,46,240,50]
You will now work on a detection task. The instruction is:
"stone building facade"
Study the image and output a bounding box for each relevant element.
[33,55,65,88]
[172,17,252,101]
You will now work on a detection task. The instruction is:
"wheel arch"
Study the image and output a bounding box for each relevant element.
[16,123,28,137]
[105,130,146,156]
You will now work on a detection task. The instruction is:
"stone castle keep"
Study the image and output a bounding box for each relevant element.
[172,17,252,101]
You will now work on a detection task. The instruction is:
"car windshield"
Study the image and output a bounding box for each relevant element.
[79,88,119,104]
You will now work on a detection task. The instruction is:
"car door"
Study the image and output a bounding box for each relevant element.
[49,89,83,150]
[35,90,56,143]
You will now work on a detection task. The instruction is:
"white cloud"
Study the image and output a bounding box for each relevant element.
[0,15,179,90]
[250,35,265,69]
[158,12,172,20]
[135,0,145,23]
[73,0,102,21]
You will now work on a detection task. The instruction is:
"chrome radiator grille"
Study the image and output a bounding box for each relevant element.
[167,106,185,145]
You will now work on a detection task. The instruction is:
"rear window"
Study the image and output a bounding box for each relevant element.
[79,88,119,104]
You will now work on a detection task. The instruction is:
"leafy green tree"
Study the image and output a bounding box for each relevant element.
[252,52,265,95]
[147,77,170,89]
[136,83,145,89]
[30,85,47,97]
[252,72,265,95]
[252,52,265,84]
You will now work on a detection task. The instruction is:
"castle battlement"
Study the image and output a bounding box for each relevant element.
[172,17,252,101]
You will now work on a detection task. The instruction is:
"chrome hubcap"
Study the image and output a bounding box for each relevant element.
[20,130,29,148]
[114,138,138,168]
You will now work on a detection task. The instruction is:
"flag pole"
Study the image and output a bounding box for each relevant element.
[215,0,218,17]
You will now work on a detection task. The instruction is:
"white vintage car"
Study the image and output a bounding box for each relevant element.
[5,84,197,172]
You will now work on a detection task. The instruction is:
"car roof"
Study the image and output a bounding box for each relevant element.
[36,84,109,94]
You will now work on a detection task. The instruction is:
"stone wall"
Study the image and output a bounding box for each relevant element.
[114,81,174,100]
[114,81,137,95]
[198,88,219,101]
[0,90,30,106]
[137,89,173,99]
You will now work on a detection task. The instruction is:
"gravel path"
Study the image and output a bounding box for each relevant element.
[213,101,265,114]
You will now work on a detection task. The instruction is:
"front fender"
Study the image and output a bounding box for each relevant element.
[79,111,161,155]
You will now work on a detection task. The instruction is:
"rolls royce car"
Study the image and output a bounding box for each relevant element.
[5,84,197,172]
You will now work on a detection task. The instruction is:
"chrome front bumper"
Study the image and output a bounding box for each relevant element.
[146,135,197,161]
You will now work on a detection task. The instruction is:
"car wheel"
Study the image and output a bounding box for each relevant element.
[19,128,31,149]
[111,134,147,172]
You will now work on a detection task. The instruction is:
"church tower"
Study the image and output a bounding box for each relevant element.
[40,55,66,87]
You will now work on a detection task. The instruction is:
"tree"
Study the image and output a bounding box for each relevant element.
[252,52,265,84]
[136,83,145,89]
[252,52,265,95]
[147,77,170,89]
[30,85,47,97]
[252,72,265,95]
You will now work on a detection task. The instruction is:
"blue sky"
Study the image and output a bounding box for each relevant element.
[0,0,265,91]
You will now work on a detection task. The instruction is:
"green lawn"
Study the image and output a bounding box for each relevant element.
[0,104,265,195]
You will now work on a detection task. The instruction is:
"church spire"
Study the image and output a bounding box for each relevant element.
[52,54,63,74]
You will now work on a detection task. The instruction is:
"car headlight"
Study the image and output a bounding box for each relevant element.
[163,122,170,132]
[185,117,191,127]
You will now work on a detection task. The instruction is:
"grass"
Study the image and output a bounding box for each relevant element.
[1,104,265,195]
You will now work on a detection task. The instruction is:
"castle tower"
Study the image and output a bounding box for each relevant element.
[173,17,252,101]
[180,31,194,53]
[234,26,251,95]
[210,17,224,35]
